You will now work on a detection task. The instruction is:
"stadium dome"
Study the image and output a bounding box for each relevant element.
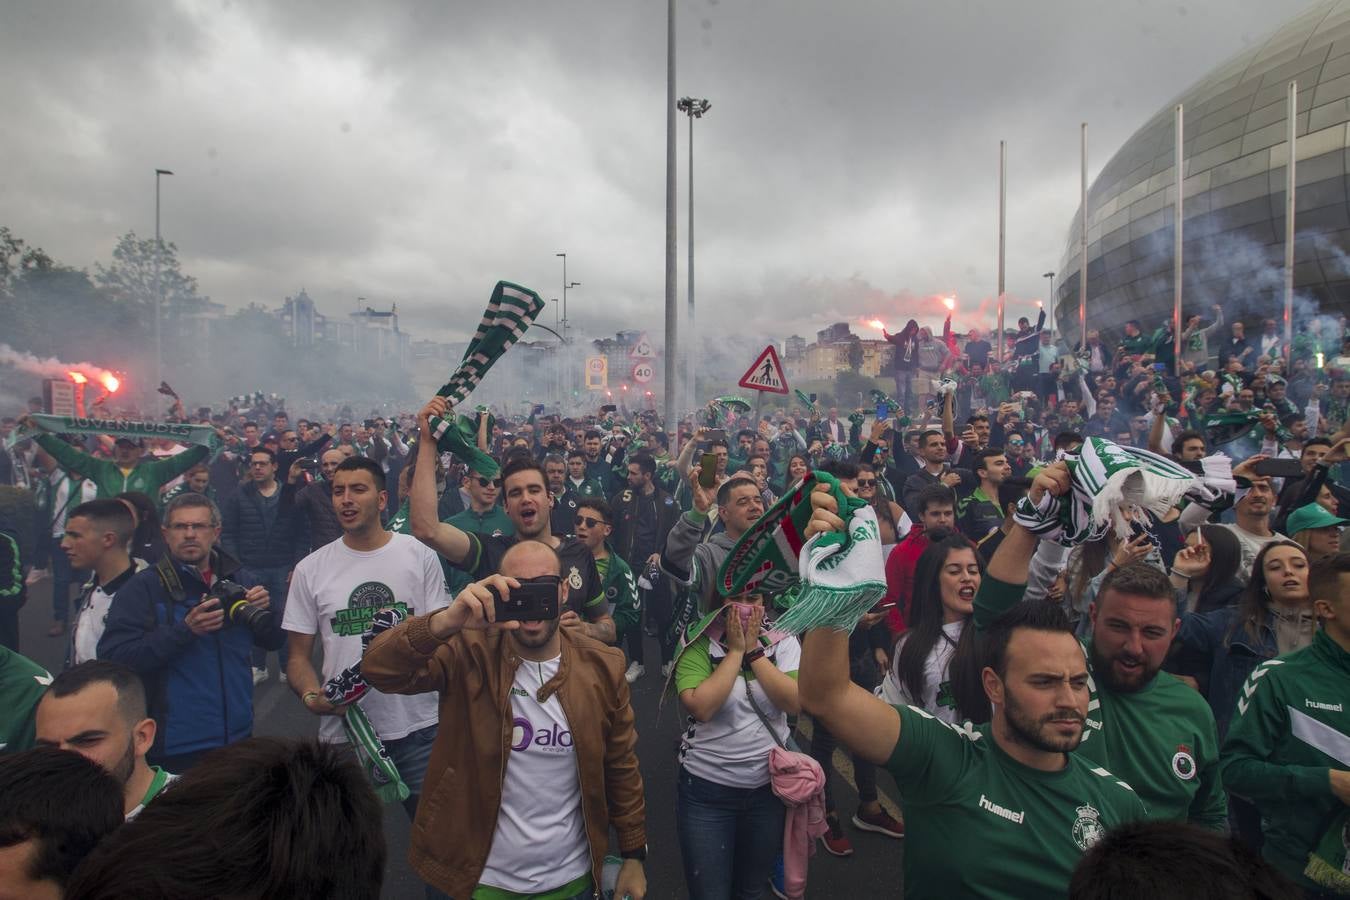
[1056,0,1350,346]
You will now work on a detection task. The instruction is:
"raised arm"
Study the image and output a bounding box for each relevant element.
[796,483,901,765]
[409,397,472,565]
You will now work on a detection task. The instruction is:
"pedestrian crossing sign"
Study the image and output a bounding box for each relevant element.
[738,345,789,394]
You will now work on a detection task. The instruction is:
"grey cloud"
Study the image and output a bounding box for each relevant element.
[0,0,1303,348]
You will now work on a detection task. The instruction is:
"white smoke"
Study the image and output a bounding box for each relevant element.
[0,343,119,386]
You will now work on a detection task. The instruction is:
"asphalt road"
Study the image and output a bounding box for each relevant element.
[16,580,906,899]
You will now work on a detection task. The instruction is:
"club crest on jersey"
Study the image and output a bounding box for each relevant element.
[568,566,583,590]
[1172,745,1197,781]
[1071,804,1104,851]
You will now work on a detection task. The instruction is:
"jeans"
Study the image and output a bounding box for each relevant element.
[810,718,877,811]
[382,724,449,900]
[810,654,880,811]
[249,565,290,670]
[627,583,675,667]
[677,768,784,900]
[50,537,89,623]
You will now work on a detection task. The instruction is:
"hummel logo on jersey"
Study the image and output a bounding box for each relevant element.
[978,794,1025,825]
[1306,699,1344,712]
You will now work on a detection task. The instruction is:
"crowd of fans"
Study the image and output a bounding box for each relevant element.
[0,305,1348,898]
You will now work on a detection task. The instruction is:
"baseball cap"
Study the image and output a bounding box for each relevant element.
[1285,503,1350,534]
[113,436,142,448]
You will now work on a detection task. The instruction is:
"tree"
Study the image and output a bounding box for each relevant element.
[94,231,208,326]
[846,336,864,374]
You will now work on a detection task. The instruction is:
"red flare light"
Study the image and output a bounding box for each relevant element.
[942,297,956,311]
[68,371,88,384]
[866,318,886,331]
[101,373,121,393]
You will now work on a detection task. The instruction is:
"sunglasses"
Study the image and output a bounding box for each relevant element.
[475,477,502,488]
[857,478,877,487]
[1007,440,1025,446]
[575,515,607,528]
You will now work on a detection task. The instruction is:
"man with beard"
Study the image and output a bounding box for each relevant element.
[35,661,176,819]
[410,398,615,645]
[361,540,648,900]
[800,472,1145,897]
[972,468,1226,828]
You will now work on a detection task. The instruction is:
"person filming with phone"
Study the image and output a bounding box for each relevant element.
[362,539,648,900]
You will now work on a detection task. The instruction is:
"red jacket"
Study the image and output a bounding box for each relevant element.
[883,526,930,635]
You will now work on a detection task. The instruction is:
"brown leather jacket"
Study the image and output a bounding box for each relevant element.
[362,615,646,898]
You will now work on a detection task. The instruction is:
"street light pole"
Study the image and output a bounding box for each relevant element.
[1043,271,1055,341]
[678,96,711,418]
[154,168,174,400]
[663,0,679,452]
[555,253,581,406]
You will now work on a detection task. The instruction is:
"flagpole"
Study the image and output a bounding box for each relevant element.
[1079,123,1088,352]
[997,140,1006,365]
[1284,81,1297,366]
[663,0,680,453]
[1173,104,1184,377]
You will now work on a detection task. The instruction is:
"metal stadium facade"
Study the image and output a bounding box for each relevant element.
[1055,0,1350,346]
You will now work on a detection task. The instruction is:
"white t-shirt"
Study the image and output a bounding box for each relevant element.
[1216,524,1287,586]
[879,620,964,724]
[478,655,591,895]
[675,634,801,788]
[282,534,449,743]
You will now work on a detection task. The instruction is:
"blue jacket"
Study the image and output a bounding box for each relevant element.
[221,482,300,570]
[1176,606,1278,741]
[97,550,283,757]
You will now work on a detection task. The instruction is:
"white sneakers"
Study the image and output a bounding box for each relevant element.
[624,662,645,684]
[252,667,269,686]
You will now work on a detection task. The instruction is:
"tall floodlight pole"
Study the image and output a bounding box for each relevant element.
[154,169,174,398]
[1284,81,1297,365]
[1043,271,1055,340]
[1173,105,1185,376]
[1079,123,1088,352]
[996,141,1006,364]
[678,96,711,417]
[556,253,580,403]
[663,0,680,452]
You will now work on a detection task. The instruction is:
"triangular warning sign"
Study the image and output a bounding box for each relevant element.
[738,345,789,394]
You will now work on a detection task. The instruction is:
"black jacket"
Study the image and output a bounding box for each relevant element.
[611,484,681,568]
[222,482,300,569]
[288,480,343,555]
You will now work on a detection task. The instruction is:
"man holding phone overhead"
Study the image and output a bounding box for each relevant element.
[362,540,648,900]
[409,397,616,645]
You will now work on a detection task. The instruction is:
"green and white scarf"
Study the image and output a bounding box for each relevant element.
[717,471,887,634]
[1306,809,1350,893]
[428,281,545,477]
[1013,438,1200,547]
[341,704,410,805]
[8,414,221,453]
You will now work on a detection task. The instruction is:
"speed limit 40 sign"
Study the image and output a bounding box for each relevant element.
[632,361,655,384]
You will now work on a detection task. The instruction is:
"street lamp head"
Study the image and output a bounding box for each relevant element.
[555,252,566,258]
[677,97,711,117]
[568,281,580,289]
[1043,271,1055,279]
[155,169,174,176]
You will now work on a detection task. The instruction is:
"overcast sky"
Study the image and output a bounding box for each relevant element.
[1,0,1302,348]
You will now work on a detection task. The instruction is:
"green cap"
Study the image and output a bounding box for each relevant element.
[1286,503,1350,535]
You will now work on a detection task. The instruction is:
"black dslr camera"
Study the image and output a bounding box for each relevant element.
[205,579,274,638]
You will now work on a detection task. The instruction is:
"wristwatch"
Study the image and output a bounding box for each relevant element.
[620,845,648,861]
[302,691,320,707]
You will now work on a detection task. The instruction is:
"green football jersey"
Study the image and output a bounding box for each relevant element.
[976,574,1227,829]
[1078,666,1227,828]
[886,703,1147,899]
